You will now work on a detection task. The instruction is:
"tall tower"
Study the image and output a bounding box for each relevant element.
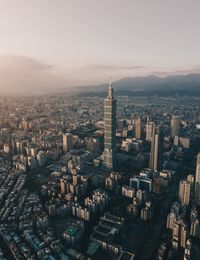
[63,133,73,153]
[171,115,181,137]
[135,117,142,140]
[195,153,200,205]
[149,124,162,171]
[146,122,155,141]
[103,81,117,169]
[179,180,190,206]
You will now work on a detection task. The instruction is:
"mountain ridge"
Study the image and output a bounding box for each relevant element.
[75,73,200,96]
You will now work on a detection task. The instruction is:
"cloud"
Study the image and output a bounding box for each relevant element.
[0,54,53,71]
[151,66,200,78]
[73,63,146,71]
[172,66,200,75]
[70,63,149,85]
[0,56,150,94]
[0,54,68,95]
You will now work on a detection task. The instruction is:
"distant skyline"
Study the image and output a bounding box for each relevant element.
[0,0,200,94]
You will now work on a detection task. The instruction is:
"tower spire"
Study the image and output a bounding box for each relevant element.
[108,78,113,99]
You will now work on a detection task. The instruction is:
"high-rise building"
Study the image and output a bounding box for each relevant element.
[149,124,162,171]
[141,201,153,221]
[190,207,200,240]
[167,212,177,230]
[171,115,181,137]
[37,151,46,167]
[135,117,142,140]
[60,178,67,194]
[22,119,31,132]
[103,82,117,169]
[3,144,10,154]
[184,239,192,260]
[146,122,155,141]
[190,218,200,238]
[179,180,190,206]
[63,133,73,153]
[187,174,195,186]
[194,153,200,205]
[172,218,187,249]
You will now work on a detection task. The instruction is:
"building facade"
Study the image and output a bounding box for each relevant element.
[63,133,73,153]
[179,180,190,206]
[103,82,117,169]
[195,153,200,205]
[149,124,162,171]
[135,117,142,140]
[146,121,155,141]
[171,115,181,137]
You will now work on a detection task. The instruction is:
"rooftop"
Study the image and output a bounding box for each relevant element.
[64,226,78,236]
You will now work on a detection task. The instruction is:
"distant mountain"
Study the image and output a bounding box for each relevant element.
[77,73,200,96]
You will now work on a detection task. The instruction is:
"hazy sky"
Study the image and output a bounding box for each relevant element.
[0,0,200,94]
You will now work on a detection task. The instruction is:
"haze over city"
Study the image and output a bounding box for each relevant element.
[0,0,200,94]
[0,1,200,260]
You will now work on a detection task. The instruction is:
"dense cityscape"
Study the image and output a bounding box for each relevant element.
[1,1,200,259]
[0,83,199,259]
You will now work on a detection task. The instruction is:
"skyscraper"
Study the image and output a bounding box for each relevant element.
[135,117,142,140]
[146,122,155,141]
[63,133,73,153]
[171,115,181,137]
[103,82,117,169]
[194,153,200,205]
[172,219,187,249]
[179,180,190,206]
[149,124,162,171]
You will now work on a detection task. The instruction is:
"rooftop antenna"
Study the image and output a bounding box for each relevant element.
[108,77,113,98]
